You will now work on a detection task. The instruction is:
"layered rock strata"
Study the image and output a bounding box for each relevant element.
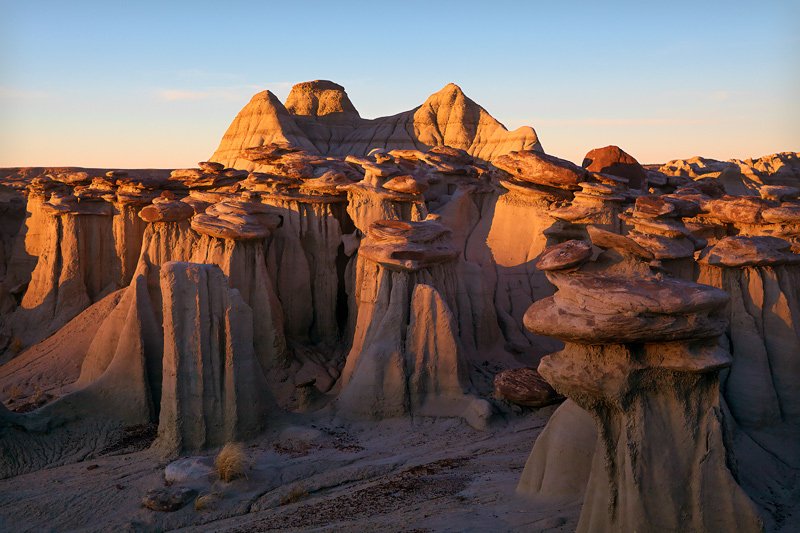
[697,236,800,467]
[337,219,471,418]
[519,272,763,532]
[211,81,542,169]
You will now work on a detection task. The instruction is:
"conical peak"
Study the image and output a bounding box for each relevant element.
[249,89,279,103]
[285,79,360,118]
[429,83,468,101]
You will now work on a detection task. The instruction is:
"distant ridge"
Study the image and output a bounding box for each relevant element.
[210,80,542,170]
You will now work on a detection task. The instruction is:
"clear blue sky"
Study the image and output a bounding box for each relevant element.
[1,0,797,168]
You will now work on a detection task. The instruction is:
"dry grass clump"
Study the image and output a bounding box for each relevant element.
[194,492,215,511]
[3,384,25,400]
[280,483,308,505]
[195,480,225,511]
[215,442,247,482]
[31,385,47,405]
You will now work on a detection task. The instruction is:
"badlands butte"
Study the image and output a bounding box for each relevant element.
[0,79,798,532]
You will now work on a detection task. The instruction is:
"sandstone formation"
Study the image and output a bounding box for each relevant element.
[336,219,472,418]
[521,271,763,532]
[659,152,800,195]
[210,81,542,170]
[1,90,799,531]
[155,262,274,455]
[493,367,562,407]
[697,236,800,468]
[582,145,647,190]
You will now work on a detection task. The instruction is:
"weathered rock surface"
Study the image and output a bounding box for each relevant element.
[535,240,592,271]
[2,100,800,533]
[582,145,647,190]
[520,271,762,533]
[210,81,541,169]
[155,262,275,455]
[492,151,586,190]
[142,487,197,512]
[493,367,562,407]
[337,219,472,419]
[525,272,729,344]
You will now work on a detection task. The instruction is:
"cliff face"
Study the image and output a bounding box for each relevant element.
[210,80,542,169]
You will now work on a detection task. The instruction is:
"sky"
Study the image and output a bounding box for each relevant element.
[1,0,798,168]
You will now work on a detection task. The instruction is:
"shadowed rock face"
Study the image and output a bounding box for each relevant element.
[210,81,542,169]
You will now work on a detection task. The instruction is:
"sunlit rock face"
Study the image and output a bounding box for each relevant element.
[520,271,763,533]
[659,152,800,195]
[336,218,472,419]
[697,235,800,468]
[210,80,542,170]
[582,145,648,190]
[2,85,800,531]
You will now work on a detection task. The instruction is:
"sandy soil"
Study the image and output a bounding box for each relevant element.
[0,405,584,532]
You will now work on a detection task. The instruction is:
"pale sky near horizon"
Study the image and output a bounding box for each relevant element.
[1,0,797,168]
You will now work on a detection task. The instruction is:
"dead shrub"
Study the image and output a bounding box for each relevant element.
[280,483,308,505]
[215,442,246,482]
[3,384,25,401]
[194,492,215,511]
[31,386,46,404]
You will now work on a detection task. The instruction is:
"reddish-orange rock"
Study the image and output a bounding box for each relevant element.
[382,174,429,195]
[494,367,563,407]
[535,240,592,271]
[492,151,587,190]
[582,145,647,190]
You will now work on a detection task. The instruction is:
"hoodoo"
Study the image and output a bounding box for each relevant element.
[0,81,798,532]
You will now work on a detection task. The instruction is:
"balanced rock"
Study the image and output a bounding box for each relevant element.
[535,240,592,271]
[520,271,762,533]
[492,151,587,190]
[582,145,647,190]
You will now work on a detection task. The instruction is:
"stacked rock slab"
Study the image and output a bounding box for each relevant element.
[519,272,763,532]
[237,146,356,346]
[337,219,471,418]
[547,179,629,235]
[697,235,800,468]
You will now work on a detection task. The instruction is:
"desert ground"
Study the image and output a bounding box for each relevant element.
[0,80,798,532]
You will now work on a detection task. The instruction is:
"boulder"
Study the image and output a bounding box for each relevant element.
[582,145,647,190]
[494,367,563,407]
[535,240,592,271]
[492,151,587,190]
[142,488,197,512]
[164,457,214,484]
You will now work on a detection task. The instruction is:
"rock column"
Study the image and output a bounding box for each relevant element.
[337,218,471,418]
[523,272,763,532]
